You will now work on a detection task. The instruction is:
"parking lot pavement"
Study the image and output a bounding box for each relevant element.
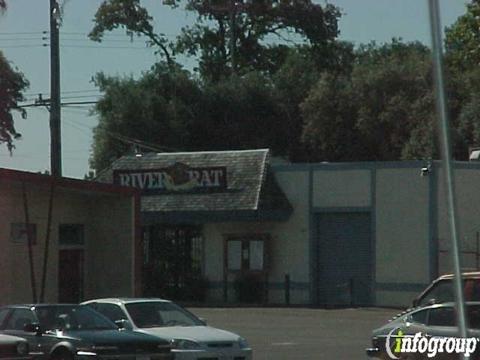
[188,307,398,360]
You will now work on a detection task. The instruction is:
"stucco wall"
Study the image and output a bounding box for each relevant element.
[203,170,311,305]
[86,196,135,299]
[312,170,371,208]
[436,167,480,273]
[0,179,135,305]
[375,167,431,307]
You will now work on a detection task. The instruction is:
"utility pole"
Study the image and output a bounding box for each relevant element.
[50,0,62,177]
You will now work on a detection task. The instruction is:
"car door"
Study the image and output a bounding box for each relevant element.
[422,306,459,360]
[91,303,131,328]
[1,308,46,359]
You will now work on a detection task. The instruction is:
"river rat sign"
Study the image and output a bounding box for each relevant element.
[113,162,227,194]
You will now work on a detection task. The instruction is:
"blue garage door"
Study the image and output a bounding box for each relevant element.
[316,212,373,306]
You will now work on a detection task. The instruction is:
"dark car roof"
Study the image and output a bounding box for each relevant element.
[436,272,480,280]
[84,298,171,304]
[1,304,84,310]
[410,301,480,312]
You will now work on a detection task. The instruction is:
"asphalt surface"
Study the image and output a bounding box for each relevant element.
[188,307,398,360]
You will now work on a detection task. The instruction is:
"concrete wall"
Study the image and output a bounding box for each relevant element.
[267,163,438,307]
[375,167,431,307]
[0,179,136,305]
[203,170,311,305]
[86,196,135,299]
[436,166,480,273]
[312,169,371,208]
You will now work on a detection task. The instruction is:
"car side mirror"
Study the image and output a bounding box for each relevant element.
[427,298,437,306]
[115,319,132,330]
[24,323,42,336]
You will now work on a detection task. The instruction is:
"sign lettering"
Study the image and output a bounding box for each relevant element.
[113,163,227,194]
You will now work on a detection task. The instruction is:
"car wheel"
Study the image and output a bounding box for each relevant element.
[51,349,73,360]
[398,354,418,360]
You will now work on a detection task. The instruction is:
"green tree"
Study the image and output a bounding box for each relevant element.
[191,72,284,152]
[89,0,173,63]
[175,0,341,80]
[273,43,354,161]
[91,67,292,171]
[0,2,29,152]
[0,51,29,152]
[445,0,480,71]
[302,41,437,161]
[90,0,341,80]
[301,73,361,161]
[90,62,202,171]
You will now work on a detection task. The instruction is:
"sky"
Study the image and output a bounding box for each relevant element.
[0,0,470,179]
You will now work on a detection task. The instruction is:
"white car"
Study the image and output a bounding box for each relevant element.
[82,298,252,360]
[0,334,29,359]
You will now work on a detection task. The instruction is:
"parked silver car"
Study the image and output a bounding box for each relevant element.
[366,302,480,359]
[83,298,252,360]
[0,334,30,359]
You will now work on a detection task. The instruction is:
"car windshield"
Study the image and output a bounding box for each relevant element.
[35,305,117,331]
[125,301,204,328]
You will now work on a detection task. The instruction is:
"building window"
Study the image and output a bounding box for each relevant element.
[59,224,84,246]
[226,235,267,272]
[10,223,37,245]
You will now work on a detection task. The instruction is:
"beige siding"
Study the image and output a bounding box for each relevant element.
[87,196,135,299]
[203,170,311,305]
[0,180,135,304]
[312,170,371,208]
[437,168,480,273]
[375,168,430,286]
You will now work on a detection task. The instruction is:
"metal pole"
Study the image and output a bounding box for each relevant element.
[40,180,55,303]
[428,0,468,344]
[285,274,290,305]
[477,232,479,269]
[22,182,37,303]
[50,0,61,177]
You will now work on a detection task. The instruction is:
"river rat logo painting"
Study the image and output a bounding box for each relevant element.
[113,162,227,194]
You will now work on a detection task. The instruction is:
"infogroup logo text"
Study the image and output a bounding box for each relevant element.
[385,328,479,359]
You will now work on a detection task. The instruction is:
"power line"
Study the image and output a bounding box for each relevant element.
[0,37,47,41]
[63,117,177,153]
[0,45,46,48]
[60,44,154,50]
[0,31,47,35]
[24,89,100,96]
[18,100,98,108]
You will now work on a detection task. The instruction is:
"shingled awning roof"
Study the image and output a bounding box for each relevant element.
[96,149,292,223]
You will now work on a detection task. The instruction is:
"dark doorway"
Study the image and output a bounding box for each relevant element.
[58,249,84,303]
[143,225,205,301]
[316,212,373,306]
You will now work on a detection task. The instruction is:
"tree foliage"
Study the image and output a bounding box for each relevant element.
[90,0,341,80]
[89,0,173,63]
[445,0,480,71]
[89,0,480,171]
[302,41,438,161]
[91,63,290,171]
[0,51,29,152]
[175,0,341,79]
[91,62,202,171]
[0,2,29,152]
[193,72,284,152]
